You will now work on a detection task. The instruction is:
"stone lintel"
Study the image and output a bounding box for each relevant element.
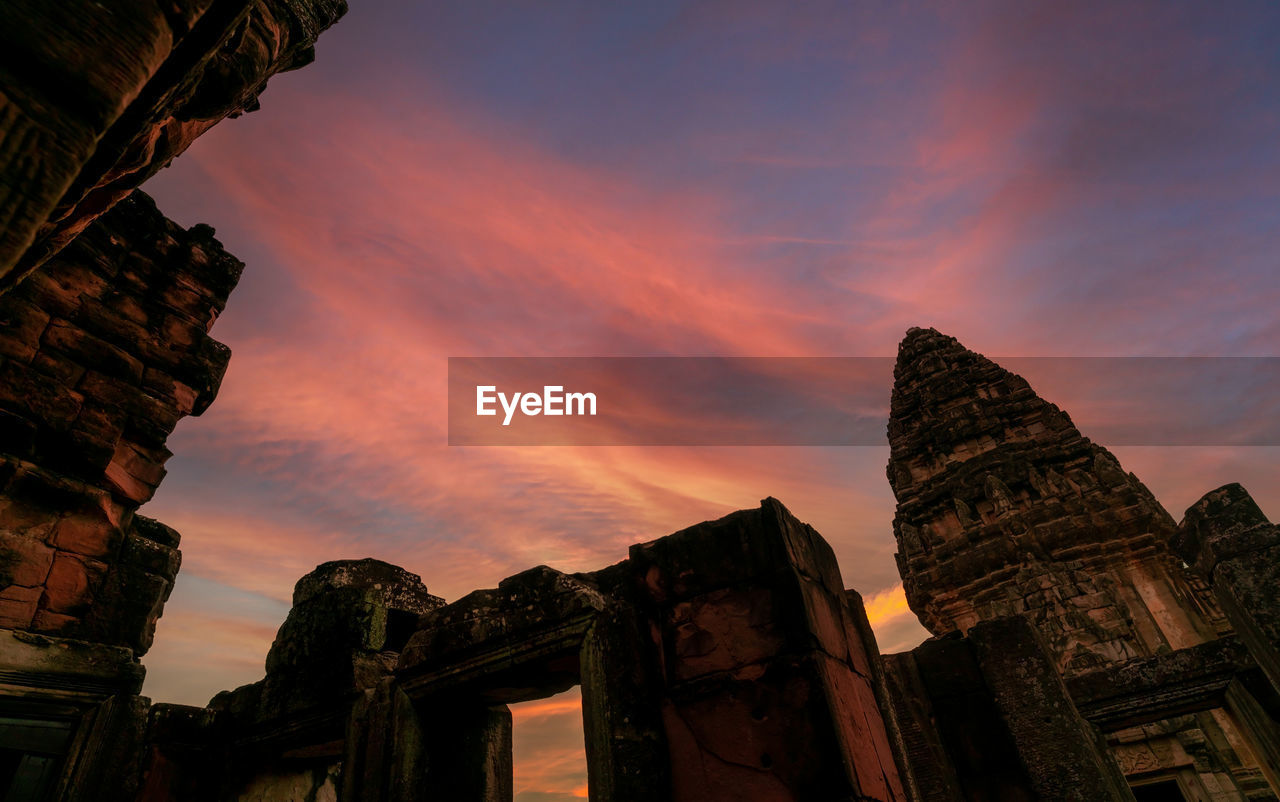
[1067,636,1255,731]
[397,565,607,704]
[0,628,144,698]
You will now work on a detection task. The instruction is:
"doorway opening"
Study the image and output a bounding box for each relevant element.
[510,686,588,801]
[1130,778,1189,802]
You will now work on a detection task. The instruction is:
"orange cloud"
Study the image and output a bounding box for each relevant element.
[863,583,911,626]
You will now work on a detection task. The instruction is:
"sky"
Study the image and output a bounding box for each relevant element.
[136,2,1280,799]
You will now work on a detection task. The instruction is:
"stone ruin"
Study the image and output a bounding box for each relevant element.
[1,3,1279,800]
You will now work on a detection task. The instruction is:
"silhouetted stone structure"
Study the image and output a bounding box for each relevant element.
[119,504,916,801]
[3,5,1280,800]
[0,1,345,798]
[887,328,1280,801]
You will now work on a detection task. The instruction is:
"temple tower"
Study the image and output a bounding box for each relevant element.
[887,327,1274,800]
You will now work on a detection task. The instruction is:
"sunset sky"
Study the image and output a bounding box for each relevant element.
[135,2,1280,799]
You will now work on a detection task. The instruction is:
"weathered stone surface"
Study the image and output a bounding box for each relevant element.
[0,0,348,288]
[137,563,443,801]
[230,762,341,802]
[0,5,351,801]
[268,559,442,674]
[1066,636,1256,732]
[0,582,42,629]
[887,620,1135,801]
[63,693,153,802]
[397,501,909,800]
[579,602,672,802]
[79,516,184,653]
[1174,483,1279,577]
[881,651,965,802]
[0,529,55,587]
[887,328,1221,674]
[137,704,222,802]
[967,616,1135,801]
[886,327,1276,799]
[0,193,241,652]
[909,634,1042,799]
[341,679,429,802]
[422,703,513,802]
[1176,484,1280,695]
[629,499,907,802]
[211,559,443,727]
[0,628,145,695]
[399,565,606,705]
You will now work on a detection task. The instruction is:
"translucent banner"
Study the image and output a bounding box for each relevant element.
[447,357,1280,446]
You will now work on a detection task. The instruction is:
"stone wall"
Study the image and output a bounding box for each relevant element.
[139,501,918,802]
[0,0,347,290]
[0,191,241,652]
[0,4,350,797]
[130,498,1167,802]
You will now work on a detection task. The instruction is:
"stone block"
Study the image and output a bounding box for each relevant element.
[31,349,88,385]
[30,608,79,633]
[1175,483,1280,575]
[0,297,50,360]
[0,530,56,585]
[0,360,84,428]
[0,583,41,628]
[42,551,107,614]
[42,318,144,382]
[132,515,180,549]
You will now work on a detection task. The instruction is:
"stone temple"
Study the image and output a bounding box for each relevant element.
[1,2,1279,800]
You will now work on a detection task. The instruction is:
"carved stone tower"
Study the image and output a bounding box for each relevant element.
[887,327,1275,799]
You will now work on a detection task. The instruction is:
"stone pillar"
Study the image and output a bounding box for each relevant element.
[967,616,1135,801]
[896,618,1134,802]
[1223,678,1280,795]
[343,679,430,802]
[845,590,918,801]
[422,703,513,802]
[881,651,965,802]
[1175,484,1280,693]
[628,498,907,801]
[57,693,150,802]
[580,604,670,802]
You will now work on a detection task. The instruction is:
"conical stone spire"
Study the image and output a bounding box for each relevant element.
[887,328,1221,674]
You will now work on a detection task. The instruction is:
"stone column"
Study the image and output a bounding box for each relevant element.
[895,617,1134,802]
[881,651,965,802]
[579,603,670,802]
[422,703,513,802]
[343,680,430,802]
[628,498,907,801]
[1223,679,1280,794]
[967,616,1135,801]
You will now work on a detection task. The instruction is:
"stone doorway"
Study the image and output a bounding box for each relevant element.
[510,688,588,801]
